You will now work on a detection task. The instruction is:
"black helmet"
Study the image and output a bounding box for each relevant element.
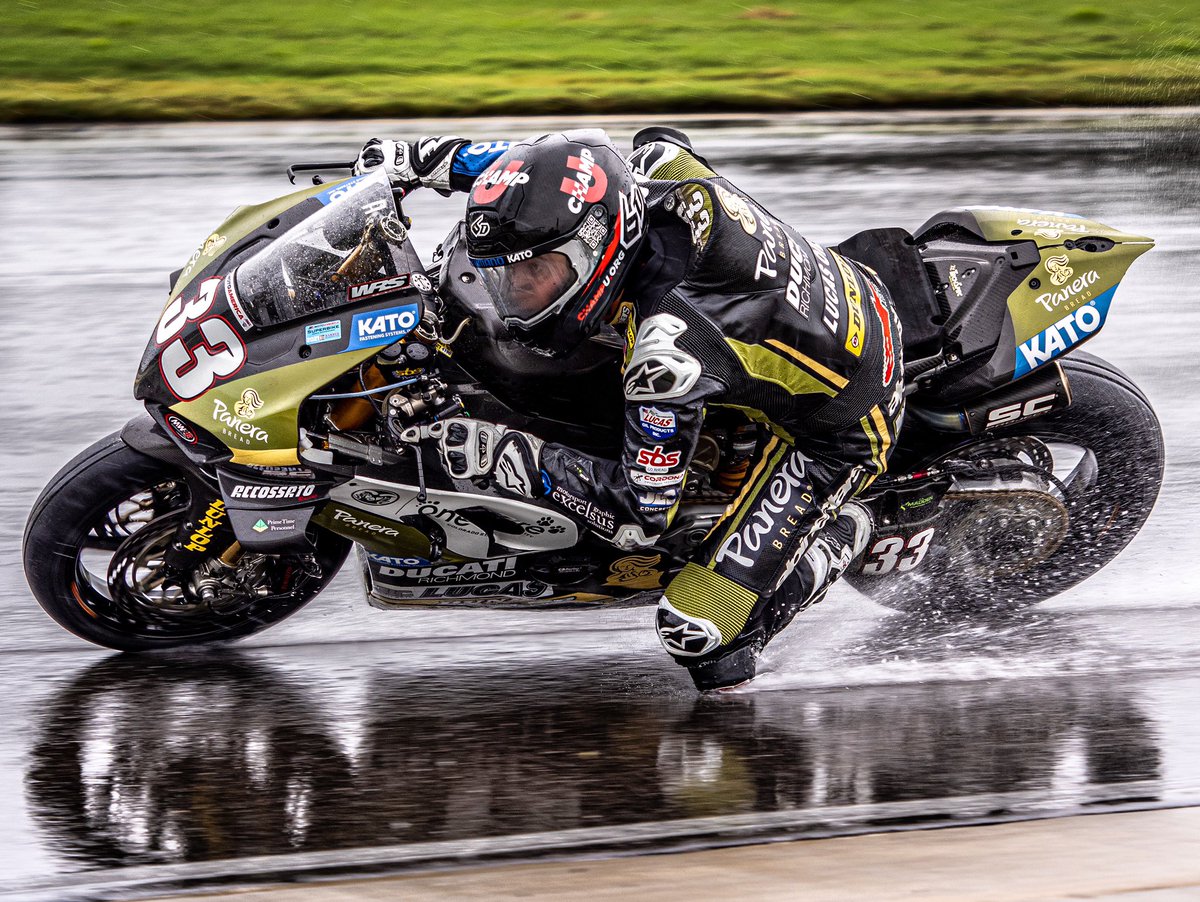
[464,130,646,356]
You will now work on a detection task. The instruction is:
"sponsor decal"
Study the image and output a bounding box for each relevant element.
[755,221,780,280]
[636,488,680,511]
[1045,254,1074,286]
[635,445,682,473]
[348,303,420,350]
[577,208,607,250]
[305,320,342,345]
[472,161,529,204]
[183,499,226,552]
[1036,269,1098,313]
[984,394,1058,429]
[861,527,936,575]
[158,313,247,401]
[715,452,813,569]
[674,184,713,250]
[416,502,487,539]
[352,488,400,505]
[629,470,685,488]
[464,140,511,156]
[233,388,263,419]
[367,553,431,567]
[783,234,812,318]
[348,274,411,300]
[948,263,965,298]
[832,252,865,357]
[559,147,608,214]
[803,237,841,336]
[714,184,758,234]
[333,508,401,537]
[384,556,519,584]
[469,213,491,238]
[638,406,677,440]
[251,515,298,534]
[315,174,371,206]
[166,414,197,444]
[618,186,646,249]
[869,285,895,386]
[605,554,664,589]
[576,248,625,322]
[520,515,567,536]
[229,483,317,501]
[506,249,533,263]
[550,485,615,534]
[224,277,252,330]
[1017,216,1087,234]
[378,581,552,601]
[211,398,269,444]
[411,272,432,293]
[254,466,316,477]
[1016,298,1106,377]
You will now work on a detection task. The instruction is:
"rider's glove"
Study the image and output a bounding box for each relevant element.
[352,136,468,195]
[430,418,547,498]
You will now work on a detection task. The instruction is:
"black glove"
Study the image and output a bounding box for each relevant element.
[352,136,468,195]
[429,418,546,498]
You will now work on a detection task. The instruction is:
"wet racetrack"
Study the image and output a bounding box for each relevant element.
[1,110,1199,899]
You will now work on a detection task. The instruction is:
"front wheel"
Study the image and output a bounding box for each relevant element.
[848,352,1164,613]
[22,432,351,651]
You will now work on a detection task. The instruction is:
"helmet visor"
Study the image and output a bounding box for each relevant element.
[474,237,602,331]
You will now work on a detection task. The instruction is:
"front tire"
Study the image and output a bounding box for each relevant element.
[849,353,1164,613]
[22,432,351,651]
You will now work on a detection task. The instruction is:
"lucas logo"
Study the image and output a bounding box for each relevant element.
[638,407,677,440]
[349,303,420,350]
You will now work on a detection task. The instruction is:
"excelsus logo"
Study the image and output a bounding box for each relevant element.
[349,303,420,350]
[1015,286,1117,378]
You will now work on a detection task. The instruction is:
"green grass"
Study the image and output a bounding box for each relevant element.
[3,0,1200,121]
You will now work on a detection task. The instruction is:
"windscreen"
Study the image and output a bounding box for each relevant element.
[233,172,415,327]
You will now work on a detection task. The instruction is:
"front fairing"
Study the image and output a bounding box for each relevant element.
[135,171,427,466]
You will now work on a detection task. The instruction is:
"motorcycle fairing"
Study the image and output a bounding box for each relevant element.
[324,476,581,559]
[934,207,1153,379]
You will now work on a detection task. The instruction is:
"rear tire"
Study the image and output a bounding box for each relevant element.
[848,352,1164,613]
[22,432,351,651]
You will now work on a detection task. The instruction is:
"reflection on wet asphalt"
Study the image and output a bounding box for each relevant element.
[1,111,1199,897]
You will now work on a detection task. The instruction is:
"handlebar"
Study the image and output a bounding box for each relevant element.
[286,160,357,185]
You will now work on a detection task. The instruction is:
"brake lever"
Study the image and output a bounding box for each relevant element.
[286,160,358,185]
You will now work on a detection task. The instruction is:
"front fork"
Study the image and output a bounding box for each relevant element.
[161,474,239,574]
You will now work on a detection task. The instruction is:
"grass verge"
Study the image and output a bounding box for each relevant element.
[3,0,1200,122]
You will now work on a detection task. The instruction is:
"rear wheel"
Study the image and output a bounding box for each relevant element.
[848,353,1164,613]
[22,432,351,650]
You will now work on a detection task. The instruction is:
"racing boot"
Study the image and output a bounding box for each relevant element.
[659,500,875,692]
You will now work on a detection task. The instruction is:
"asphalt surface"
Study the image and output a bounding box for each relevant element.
[1,109,1199,900]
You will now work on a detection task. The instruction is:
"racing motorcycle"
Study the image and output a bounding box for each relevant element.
[22,162,1163,651]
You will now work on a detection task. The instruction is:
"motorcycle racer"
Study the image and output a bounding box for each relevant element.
[355,128,904,690]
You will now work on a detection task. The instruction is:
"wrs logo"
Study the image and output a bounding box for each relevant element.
[635,445,681,473]
[560,147,608,214]
[473,161,529,204]
[348,275,410,300]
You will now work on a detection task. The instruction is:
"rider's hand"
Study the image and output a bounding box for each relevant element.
[352,136,468,195]
[431,418,546,498]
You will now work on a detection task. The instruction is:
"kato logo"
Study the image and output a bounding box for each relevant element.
[1016,297,1109,377]
[349,303,420,350]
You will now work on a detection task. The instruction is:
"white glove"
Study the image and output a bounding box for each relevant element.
[352,136,467,194]
[426,418,546,498]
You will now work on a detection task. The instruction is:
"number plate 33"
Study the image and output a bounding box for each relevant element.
[859,526,936,576]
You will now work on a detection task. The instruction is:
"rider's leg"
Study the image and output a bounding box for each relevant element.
[655,435,874,690]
